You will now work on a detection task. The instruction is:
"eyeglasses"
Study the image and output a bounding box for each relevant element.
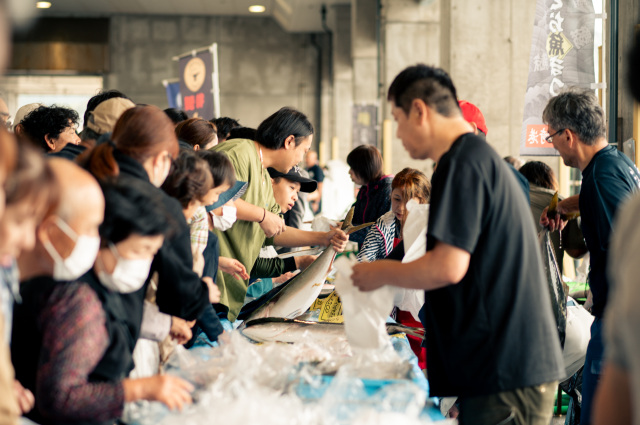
[545,128,565,143]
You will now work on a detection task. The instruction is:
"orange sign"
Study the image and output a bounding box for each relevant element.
[525,124,556,149]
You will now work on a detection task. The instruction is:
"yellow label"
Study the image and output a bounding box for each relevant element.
[310,298,325,311]
[318,291,343,323]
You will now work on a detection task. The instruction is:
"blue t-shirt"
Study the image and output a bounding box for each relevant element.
[579,145,640,318]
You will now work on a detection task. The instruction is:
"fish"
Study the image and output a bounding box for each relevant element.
[237,207,374,322]
[241,317,426,344]
[547,192,580,221]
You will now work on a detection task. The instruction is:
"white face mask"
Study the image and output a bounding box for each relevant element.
[42,217,101,281]
[97,243,153,293]
[210,205,237,231]
[152,154,172,187]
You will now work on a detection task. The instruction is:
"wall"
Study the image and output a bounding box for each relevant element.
[106,15,319,129]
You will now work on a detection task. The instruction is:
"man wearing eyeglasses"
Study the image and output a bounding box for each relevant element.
[540,88,640,425]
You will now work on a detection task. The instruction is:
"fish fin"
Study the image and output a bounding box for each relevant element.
[341,207,355,230]
[346,222,376,235]
[546,192,559,219]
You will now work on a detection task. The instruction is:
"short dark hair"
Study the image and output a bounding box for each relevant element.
[518,161,559,192]
[388,64,461,117]
[211,117,240,142]
[256,107,313,150]
[161,150,213,208]
[99,177,175,246]
[196,150,237,189]
[346,145,383,184]
[542,88,606,146]
[164,108,189,125]
[228,127,257,141]
[19,105,79,152]
[84,90,130,125]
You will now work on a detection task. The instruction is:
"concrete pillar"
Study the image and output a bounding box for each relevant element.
[331,5,354,161]
[352,0,379,104]
[381,0,441,175]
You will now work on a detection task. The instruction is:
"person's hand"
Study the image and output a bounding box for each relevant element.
[540,206,567,232]
[14,380,34,414]
[259,210,286,238]
[219,256,249,280]
[144,375,194,411]
[273,271,298,285]
[351,262,387,292]
[202,276,221,303]
[170,317,195,345]
[294,255,317,271]
[325,227,349,252]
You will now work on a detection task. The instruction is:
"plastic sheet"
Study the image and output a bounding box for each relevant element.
[394,200,428,320]
[127,329,444,425]
[332,255,397,353]
[539,229,568,347]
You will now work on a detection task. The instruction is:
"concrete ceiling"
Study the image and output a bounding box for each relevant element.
[29,0,350,32]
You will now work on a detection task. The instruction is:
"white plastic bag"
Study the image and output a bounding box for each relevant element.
[333,255,397,352]
[392,200,428,321]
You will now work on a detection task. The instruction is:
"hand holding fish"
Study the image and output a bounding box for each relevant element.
[351,261,388,292]
[260,209,286,237]
[326,227,349,252]
[540,206,567,232]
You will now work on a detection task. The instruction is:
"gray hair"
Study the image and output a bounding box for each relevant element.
[542,88,606,146]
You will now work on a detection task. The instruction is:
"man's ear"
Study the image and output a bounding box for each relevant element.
[565,129,576,148]
[470,122,478,135]
[283,135,296,150]
[44,134,56,151]
[193,145,200,151]
[411,99,430,123]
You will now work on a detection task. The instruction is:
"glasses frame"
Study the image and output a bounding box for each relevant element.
[545,128,565,143]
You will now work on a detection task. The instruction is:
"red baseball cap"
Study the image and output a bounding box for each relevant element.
[458,100,488,136]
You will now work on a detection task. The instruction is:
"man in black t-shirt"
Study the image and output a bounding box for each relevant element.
[352,65,564,425]
[539,89,640,425]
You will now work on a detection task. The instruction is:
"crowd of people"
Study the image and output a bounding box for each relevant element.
[0,33,639,425]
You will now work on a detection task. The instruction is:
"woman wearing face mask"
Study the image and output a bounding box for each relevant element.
[12,179,194,425]
[81,106,214,338]
[0,141,53,422]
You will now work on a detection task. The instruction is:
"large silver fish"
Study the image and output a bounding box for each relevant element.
[241,317,426,344]
[241,207,373,322]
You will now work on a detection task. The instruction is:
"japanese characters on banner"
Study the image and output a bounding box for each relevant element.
[520,0,595,156]
[177,44,220,120]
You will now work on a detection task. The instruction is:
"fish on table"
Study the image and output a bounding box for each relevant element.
[238,206,373,322]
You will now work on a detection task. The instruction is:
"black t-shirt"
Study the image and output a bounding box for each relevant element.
[422,133,564,397]
[579,145,640,318]
[306,164,325,183]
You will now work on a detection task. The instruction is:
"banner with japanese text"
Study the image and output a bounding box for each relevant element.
[520,0,595,156]
[177,45,219,120]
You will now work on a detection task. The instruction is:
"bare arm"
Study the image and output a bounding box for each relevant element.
[351,241,470,292]
[235,198,285,237]
[273,226,348,251]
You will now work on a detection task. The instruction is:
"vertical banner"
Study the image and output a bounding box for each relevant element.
[352,104,378,148]
[162,79,181,109]
[520,0,596,156]
[176,44,220,120]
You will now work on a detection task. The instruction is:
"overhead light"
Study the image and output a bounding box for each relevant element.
[36,1,52,8]
[248,5,266,13]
